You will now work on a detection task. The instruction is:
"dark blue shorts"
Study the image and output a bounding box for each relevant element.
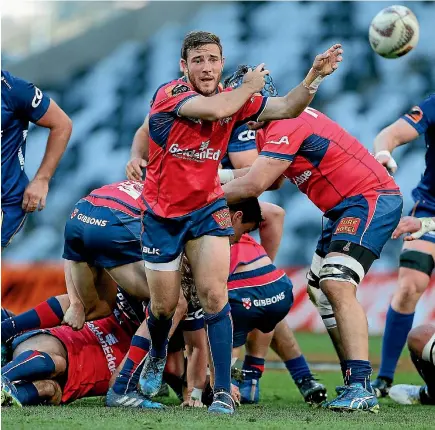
[316,191,403,258]
[141,198,234,265]
[62,199,142,268]
[409,189,435,244]
[1,202,27,248]
[228,265,294,348]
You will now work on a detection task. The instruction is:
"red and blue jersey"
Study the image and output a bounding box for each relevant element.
[84,180,143,217]
[1,70,50,206]
[256,108,399,213]
[401,94,435,202]
[228,234,286,290]
[141,78,268,218]
[221,123,257,169]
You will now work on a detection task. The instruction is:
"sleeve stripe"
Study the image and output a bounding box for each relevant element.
[400,114,425,135]
[260,151,294,162]
[174,94,199,117]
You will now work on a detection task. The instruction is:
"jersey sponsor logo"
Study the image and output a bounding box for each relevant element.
[165,84,190,98]
[184,308,204,321]
[77,213,108,227]
[142,246,160,255]
[86,321,118,374]
[253,291,285,307]
[212,208,232,229]
[334,217,361,235]
[117,181,143,200]
[70,208,79,219]
[31,86,44,108]
[17,147,25,171]
[242,297,252,310]
[238,129,256,142]
[292,170,311,187]
[168,142,221,162]
[405,106,423,124]
[266,136,289,145]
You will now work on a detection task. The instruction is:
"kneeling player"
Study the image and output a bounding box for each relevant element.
[1,291,162,409]
[389,324,435,406]
[221,67,403,412]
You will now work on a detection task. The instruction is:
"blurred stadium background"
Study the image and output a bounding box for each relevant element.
[2,1,435,332]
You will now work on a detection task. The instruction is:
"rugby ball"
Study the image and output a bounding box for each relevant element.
[369,5,419,59]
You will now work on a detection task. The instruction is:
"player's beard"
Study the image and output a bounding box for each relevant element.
[187,68,222,97]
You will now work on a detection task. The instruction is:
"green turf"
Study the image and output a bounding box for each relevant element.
[2,334,433,429]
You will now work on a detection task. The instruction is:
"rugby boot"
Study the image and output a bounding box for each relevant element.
[389,384,435,405]
[372,377,392,398]
[296,376,327,405]
[325,383,379,413]
[1,376,22,407]
[233,369,261,404]
[105,388,164,409]
[139,353,167,398]
[208,390,235,414]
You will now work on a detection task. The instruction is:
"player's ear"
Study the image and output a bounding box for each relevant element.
[180,58,187,74]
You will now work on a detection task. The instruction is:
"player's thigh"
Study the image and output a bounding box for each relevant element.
[145,267,181,314]
[185,235,230,301]
[106,260,150,301]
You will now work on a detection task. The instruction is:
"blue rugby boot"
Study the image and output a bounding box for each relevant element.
[235,369,261,404]
[105,388,164,409]
[139,353,167,398]
[325,383,379,413]
[1,376,22,407]
[208,390,235,415]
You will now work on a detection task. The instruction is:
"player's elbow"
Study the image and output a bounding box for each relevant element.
[261,202,286,223]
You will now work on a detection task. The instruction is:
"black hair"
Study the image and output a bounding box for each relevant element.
[181,31,222,61]
[228,198,263,231]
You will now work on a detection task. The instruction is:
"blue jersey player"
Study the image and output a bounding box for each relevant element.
[373,94,435,396]
[1,70,72,248]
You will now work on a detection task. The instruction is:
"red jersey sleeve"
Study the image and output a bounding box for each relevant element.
[151,80,199,116]
[259,119,311,163]
[234,92,268,122]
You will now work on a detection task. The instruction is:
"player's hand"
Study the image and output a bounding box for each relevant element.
[312,44,343,77]
[231,383,241,406]
[375,151,398,174]
[392,216,423,240]
[22,177,49,212]
[181,398,205,408]
[243,63,270,93]
[126,157,147,181]
[62,303,86,330]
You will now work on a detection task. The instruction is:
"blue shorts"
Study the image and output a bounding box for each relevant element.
[62,199,142,268]
[228,265,294,348]
[141,198,234,265]
[1,202,27,248]
[409,189,435,244]
[316,191,403,258]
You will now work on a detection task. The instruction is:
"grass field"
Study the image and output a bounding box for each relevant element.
[2,334,434,430]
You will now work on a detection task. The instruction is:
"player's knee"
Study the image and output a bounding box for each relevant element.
[48,353,67,376]
[198,283,228,314]
[407,324,435,362]
[151,300,177,318]
[33,380,63,405]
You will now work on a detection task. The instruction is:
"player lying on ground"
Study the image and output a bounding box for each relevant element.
[220,67,403,413]
[1,70,72,249]
[389,324,435,406]
[371,94,435,397]
[0,289,161,408]
[138,30,342,415]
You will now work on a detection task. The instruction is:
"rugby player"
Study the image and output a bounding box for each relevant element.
[1,70,72,248]
[389,324,435,406]
[372,94,435,397]
[221,97,326,405]
[220,67,403,412]
[1,290,162,409]
[139,30,343,414]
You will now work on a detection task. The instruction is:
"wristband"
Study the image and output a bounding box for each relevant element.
[191,387,203,400]
[412,217,435,239]
[375,150,398,171]
[218,169,235,184]
[303,69,324,94]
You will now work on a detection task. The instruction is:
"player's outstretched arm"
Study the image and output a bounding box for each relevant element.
[392,216,435,240]
[182,328,208,407]
[223,156,290,204]
[374,118,419,173]
[22,100,72,212]
[178,64,268,121]
[258,44,343,121]
[259,202,285,262]
[126,114,149,180]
